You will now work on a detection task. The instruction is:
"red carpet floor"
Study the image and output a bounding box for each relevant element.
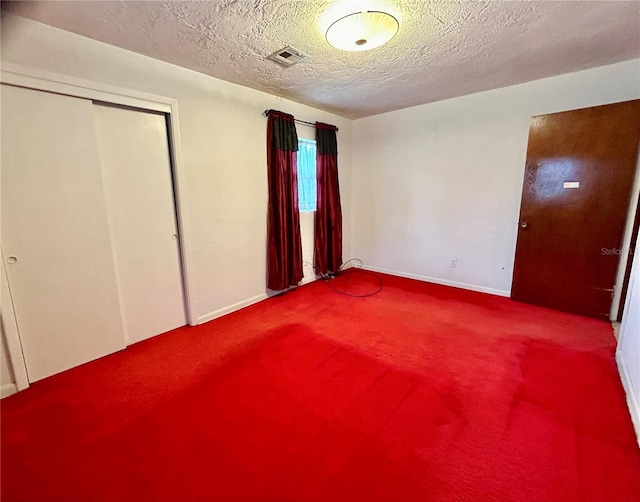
[2,272,639,501]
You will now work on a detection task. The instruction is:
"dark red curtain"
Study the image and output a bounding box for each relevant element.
[314,122,342,275]
[266,111,303,290]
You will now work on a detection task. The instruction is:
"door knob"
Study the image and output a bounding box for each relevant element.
[520,222,528,228]
[6,256,17,264]
[171,234,178,240]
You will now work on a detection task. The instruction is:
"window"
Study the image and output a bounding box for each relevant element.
[297,139,317,212]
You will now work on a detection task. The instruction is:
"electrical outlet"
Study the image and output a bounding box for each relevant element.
[451,258,457,268]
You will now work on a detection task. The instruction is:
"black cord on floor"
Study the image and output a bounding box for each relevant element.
[319,258,383,297]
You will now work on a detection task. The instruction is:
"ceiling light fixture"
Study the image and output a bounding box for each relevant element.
[325,10,399,52]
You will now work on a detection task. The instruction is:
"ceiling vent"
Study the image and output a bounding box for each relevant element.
[267,46,310,67]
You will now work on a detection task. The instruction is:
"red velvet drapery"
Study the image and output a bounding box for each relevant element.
[314,122,342,275]
[266,111,304,290]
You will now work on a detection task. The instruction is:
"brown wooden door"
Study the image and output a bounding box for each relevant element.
[511,100,640,319]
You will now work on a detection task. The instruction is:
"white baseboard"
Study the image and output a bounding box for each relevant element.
[196,276,319,325]
[1,383,17,399]
[299,275,318,286]
[363,265,511,298]
[616,352,640,448]
[194,267,507,327]
[197,292,269,325]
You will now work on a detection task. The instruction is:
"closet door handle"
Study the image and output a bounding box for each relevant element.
[7,256,18,264]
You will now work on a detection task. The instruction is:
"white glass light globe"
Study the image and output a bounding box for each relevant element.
[326,11,399,52]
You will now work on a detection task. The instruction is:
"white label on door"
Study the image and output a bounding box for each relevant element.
[563,181,580,189]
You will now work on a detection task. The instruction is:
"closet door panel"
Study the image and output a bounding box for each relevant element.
[1,85,125,382]
[93,104,186,345]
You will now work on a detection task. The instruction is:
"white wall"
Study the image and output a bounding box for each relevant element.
[617,231,640,444]
[0,14,352,326]
[352,59,640,296]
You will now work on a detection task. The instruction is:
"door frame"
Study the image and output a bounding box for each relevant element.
[1,256,29,393]
[612,153,640,320]
[0,63,197,390]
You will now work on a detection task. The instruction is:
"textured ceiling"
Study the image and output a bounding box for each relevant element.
[4,1,640,119]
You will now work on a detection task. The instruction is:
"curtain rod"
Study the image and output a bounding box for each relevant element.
[263,109,338,131]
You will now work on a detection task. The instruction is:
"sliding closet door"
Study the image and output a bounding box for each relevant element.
[1,85,125,382]
[92,103,186,345]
